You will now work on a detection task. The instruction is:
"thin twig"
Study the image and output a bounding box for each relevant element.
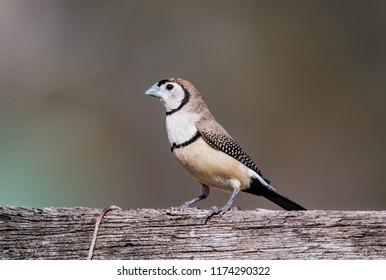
[87,205,122,260]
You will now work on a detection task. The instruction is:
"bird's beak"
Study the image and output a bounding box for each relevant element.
[145,83,161,98]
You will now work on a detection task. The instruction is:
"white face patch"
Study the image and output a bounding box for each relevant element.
[158,82,186,112]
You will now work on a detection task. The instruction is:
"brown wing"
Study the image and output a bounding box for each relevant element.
[197,125,270,183]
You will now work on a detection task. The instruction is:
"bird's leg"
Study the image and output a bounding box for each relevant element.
[179,184,210,208]
[205,188,240,223]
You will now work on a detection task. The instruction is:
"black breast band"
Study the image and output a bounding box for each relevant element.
[171,131,201,152]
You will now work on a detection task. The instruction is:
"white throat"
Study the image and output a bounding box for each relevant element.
[166,111,200,146]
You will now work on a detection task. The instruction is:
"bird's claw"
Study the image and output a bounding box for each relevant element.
[204,206,228,224]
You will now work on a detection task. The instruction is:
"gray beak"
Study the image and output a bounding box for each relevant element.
[145,83,161,98]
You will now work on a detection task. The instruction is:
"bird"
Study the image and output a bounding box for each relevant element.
[145,78,306,216]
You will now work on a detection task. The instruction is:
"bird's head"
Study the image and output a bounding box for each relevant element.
[145,78,195,115]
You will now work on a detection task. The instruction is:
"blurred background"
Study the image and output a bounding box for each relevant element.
[0,0,385,211]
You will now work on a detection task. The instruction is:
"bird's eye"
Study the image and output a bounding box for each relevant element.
[166,84,174,90]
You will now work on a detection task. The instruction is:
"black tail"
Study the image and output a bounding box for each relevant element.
[243,178,306,211]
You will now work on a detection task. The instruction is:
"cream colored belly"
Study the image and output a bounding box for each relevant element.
[172,138,251,192]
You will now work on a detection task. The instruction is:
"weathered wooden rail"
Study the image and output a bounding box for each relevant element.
[0,206,385,259]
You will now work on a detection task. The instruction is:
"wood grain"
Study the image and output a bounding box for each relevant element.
[0,206,385,259]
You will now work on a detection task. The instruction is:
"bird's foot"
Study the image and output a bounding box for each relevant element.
[177,202,191,209]
[204,206,229,224]
[166,205,199,214]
